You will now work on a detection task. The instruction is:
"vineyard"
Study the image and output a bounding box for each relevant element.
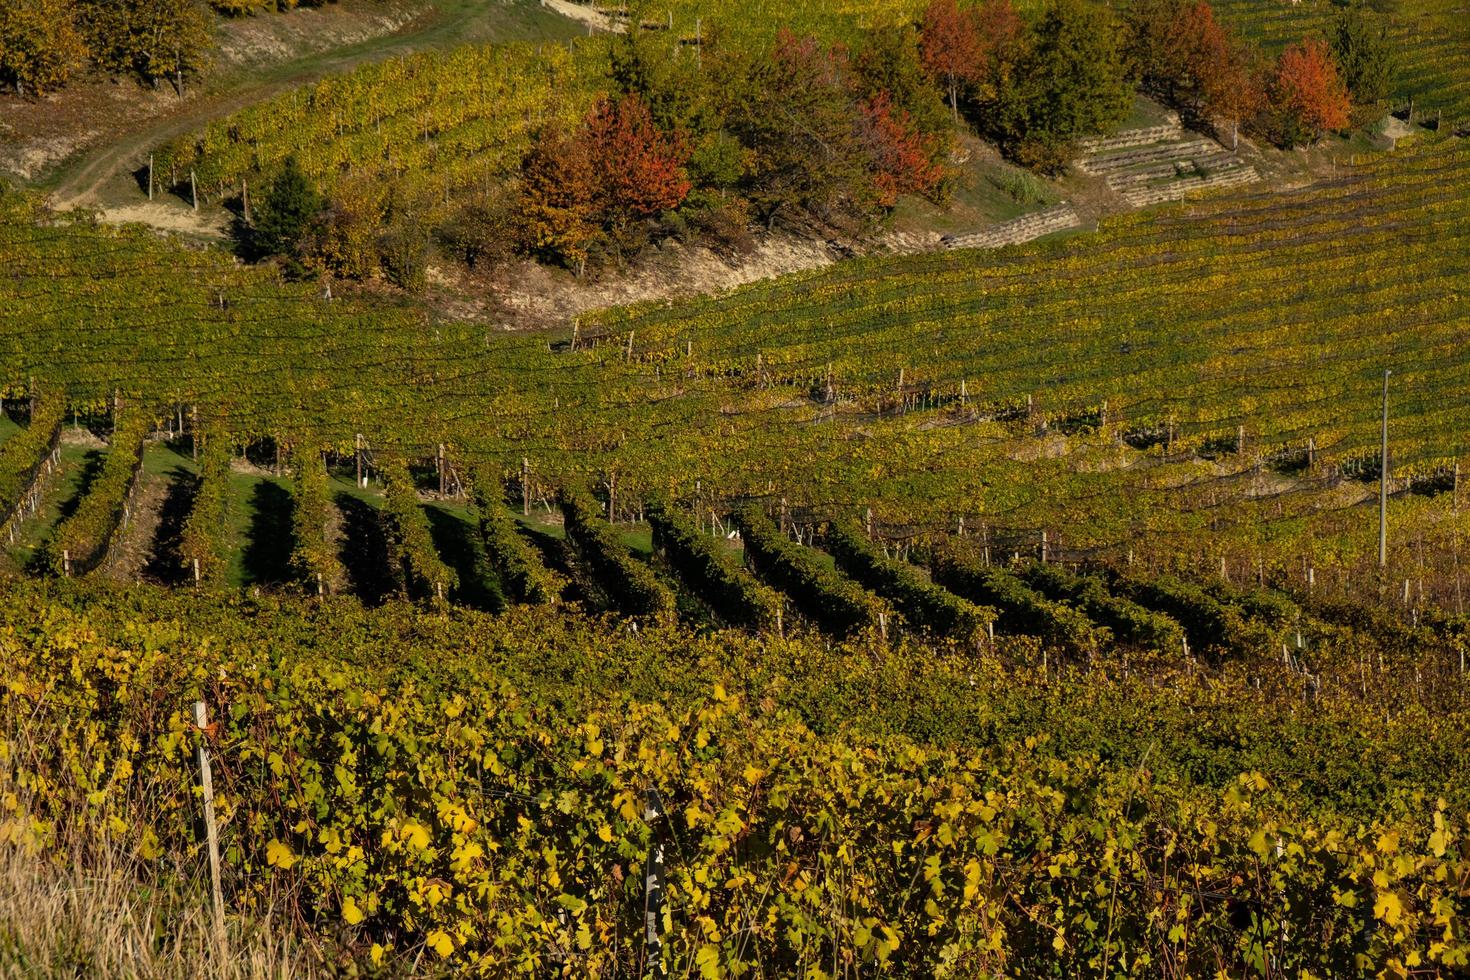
[3,564,1469,973]
[6,1,1470,967]
[7,136,1470,595]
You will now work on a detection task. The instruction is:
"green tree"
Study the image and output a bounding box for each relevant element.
[993,0,1134,171]
[608,8,710,137]
[854,22,951,147]
[251,156,324,268]
[722,31,870,226]
[0,0,88,97]
[1331,6,1396,105]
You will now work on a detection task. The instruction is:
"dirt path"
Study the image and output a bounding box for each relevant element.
[27,1,578,214]
[98,466,172,585]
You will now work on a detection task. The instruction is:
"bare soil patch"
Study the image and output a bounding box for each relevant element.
[0,0,421,184]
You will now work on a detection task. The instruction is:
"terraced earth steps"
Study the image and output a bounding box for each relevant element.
[1074,119,1183,155]
[1077,121,1260,209]
[942,204,1083,251]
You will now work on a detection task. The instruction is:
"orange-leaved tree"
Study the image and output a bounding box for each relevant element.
[920,0,984,122]
[581,92,692,261]
[1270,39,1350,146]
[859,92,946,207]
[516,127,599,275]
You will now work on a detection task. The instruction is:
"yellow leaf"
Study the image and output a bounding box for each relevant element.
[400,821,431,851]
[370,943,386,966]
[342,895,364,925]
[427,930,454,959]
[1376,830,1400,854]
[138,829,161,861]
[742,765,764,785]
[266,839,297,870]
[1374,890,1403,927]
[713,683,727,702]
[695,943,721,978]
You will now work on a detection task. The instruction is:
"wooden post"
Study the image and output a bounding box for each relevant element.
[522,457,531,516]
[1040,530,1048,563]
[644,788,667,978]
[193,558,200,585]
[193,700,227,946]
[356,433,364,488]
[241,178,250,223]
[148,154,154,201]
[1237,424,1245,455]
[437,444,446,497]
[190,170,198,212]
[191,406,198,462]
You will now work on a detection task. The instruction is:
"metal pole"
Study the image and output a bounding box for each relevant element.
[1380,369,1391,568]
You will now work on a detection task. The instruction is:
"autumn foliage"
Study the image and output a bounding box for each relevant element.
[860,92,946,207]
[1271,39,1351,145]
[919,0,983,121]
[518,94,691,271]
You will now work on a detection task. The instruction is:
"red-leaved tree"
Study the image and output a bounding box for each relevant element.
[920,0,983,121]
[1270,39,1351,146]
[583,93,693,225]
[859,92,947,207]
[1175,2,1260,147]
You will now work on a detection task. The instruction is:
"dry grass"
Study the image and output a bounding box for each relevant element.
[0,843,329,979]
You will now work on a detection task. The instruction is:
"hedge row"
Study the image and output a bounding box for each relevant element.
[178,430,232,587]
[558,486,674,620]
[381,458,457,606]
[1111,572,1256,658]
[471,468,563,605]
[733,506,887,639]
[1020,562,1185,652]
[825,520,991,645]
[49,409,151,576]
[647,499,783,631]
[931,548,1110,655]
[288,447,343,595]
[0,390,64,536]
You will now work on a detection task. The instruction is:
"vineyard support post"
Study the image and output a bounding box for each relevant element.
[190,170,198,212]
[147,154,154,201]
[437,444,446,497]
[193,700,227,948]
[644,788,667,978]
[356,433,363,489]
[191,406,198,462]
[1380,369,1391,568]
[522,457,531,516]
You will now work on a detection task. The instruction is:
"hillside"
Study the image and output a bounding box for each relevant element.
[3,0,1470,974]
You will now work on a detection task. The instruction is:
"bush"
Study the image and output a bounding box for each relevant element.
[179,430,231,587]
[931,547,1109,655]
[1019,562,1184,652]
[50,409,151,576]
[471,468,564,605]
[0,390,64,534]
[288,447,342,595]
[381,458,457,606]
